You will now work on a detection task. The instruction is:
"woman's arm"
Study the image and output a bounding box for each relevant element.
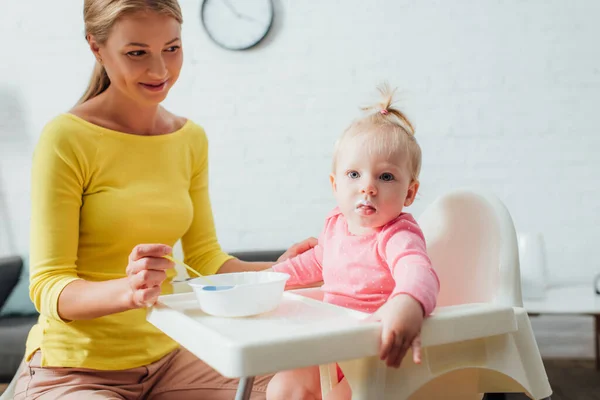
[57,244,175,321]
[216,237,320,274]
[29,125,88,322]
[57,278,133,321]
[29,123,174,321]
[217,258,274,273]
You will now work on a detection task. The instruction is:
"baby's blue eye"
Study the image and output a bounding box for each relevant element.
[380,173,395,181]
[347,171,360,179]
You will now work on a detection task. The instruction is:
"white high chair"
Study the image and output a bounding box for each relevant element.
[316,189,553,400]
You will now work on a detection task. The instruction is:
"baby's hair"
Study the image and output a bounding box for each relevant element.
[361,83,415,136]
[332,83,422,182]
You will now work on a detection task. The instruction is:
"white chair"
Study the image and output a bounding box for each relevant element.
[317,189,553,399]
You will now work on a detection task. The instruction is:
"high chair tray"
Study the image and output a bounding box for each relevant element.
[147,291,381,377]
[147,290,518,378]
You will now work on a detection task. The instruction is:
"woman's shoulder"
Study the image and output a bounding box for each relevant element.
[39,113,98,146]
[176,116,208,145]
[157,108,206,142]
[177,116,205,136]
[66,98,118,132]
[33,114,99,172]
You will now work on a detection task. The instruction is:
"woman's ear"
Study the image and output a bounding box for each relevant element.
[87,34,103,64]
[404,180,420,207]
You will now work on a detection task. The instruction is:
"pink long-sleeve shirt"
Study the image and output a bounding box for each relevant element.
[273,208,440,315]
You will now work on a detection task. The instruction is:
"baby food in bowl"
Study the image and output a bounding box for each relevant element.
[187,271,290,317]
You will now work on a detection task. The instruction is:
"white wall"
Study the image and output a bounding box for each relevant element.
[1,1,599,283]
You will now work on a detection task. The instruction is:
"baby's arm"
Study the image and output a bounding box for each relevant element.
[370,293,424,367]
[382,220,440,316]
[373,218,440,367]
[271,240,324,289]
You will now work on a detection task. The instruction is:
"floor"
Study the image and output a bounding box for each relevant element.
[540,359,600,400]
[529,314,595,360]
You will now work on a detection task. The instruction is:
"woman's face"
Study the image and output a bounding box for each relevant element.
[90,11,183,105]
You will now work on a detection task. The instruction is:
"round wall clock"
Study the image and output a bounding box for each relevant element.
[200,0,274,51]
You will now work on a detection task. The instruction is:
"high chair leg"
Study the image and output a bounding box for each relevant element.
[337,356,386,400]
[319,363,339,398]
[509,308,553,400]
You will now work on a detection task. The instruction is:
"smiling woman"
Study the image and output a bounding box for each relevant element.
[78,6,183,114]
[7,0,318,399]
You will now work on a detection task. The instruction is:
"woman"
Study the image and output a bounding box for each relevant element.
[13,1,315,399]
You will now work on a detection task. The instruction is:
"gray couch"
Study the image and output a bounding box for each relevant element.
[0,256,36,382]
[0,250,284,383]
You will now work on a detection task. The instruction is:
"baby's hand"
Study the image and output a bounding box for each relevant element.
[369,294,424,368]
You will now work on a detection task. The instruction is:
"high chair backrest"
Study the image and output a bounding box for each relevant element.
[417,189,523,308]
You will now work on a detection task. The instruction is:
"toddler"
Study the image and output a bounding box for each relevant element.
[266,84,440,400]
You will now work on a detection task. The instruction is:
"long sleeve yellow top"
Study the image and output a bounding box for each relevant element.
[26,113,232,370]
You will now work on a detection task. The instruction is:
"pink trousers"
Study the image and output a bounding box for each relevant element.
[14,348,271,399]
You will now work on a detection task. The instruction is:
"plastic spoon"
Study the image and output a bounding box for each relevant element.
[163,255,233,291]
[163,255,215,285]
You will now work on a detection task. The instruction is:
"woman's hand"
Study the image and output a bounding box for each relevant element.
[125,244,174,308]
[218,237,319,274]
[369,294,424,368]
[277,237,319,262]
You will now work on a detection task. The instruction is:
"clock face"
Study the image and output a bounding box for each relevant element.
[201,0,274,51]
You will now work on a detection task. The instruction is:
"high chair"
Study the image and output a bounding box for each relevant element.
[316,189,553,400]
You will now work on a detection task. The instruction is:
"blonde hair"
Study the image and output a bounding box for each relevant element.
[332,83,422,181]
[77,0,183,105]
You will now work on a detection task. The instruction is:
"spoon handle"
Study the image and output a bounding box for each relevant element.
[163,255,215,285]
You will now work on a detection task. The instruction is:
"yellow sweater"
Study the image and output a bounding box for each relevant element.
[27,113,232,370]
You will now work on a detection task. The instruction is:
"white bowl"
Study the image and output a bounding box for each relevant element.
[187,271,290,317]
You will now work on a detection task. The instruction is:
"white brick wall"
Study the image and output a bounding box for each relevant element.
[1,1,599,283]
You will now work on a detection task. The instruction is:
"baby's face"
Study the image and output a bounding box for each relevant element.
[330,135,418,235]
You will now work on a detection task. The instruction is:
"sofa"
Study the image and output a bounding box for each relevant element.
[0,256,36,382]
[0,250,285,383]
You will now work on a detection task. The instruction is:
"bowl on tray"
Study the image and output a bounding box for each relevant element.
[187,271,290,317]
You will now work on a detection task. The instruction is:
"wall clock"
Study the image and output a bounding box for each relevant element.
[201,0,274,51]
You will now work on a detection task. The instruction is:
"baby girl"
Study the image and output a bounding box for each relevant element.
[266,84,440,399]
